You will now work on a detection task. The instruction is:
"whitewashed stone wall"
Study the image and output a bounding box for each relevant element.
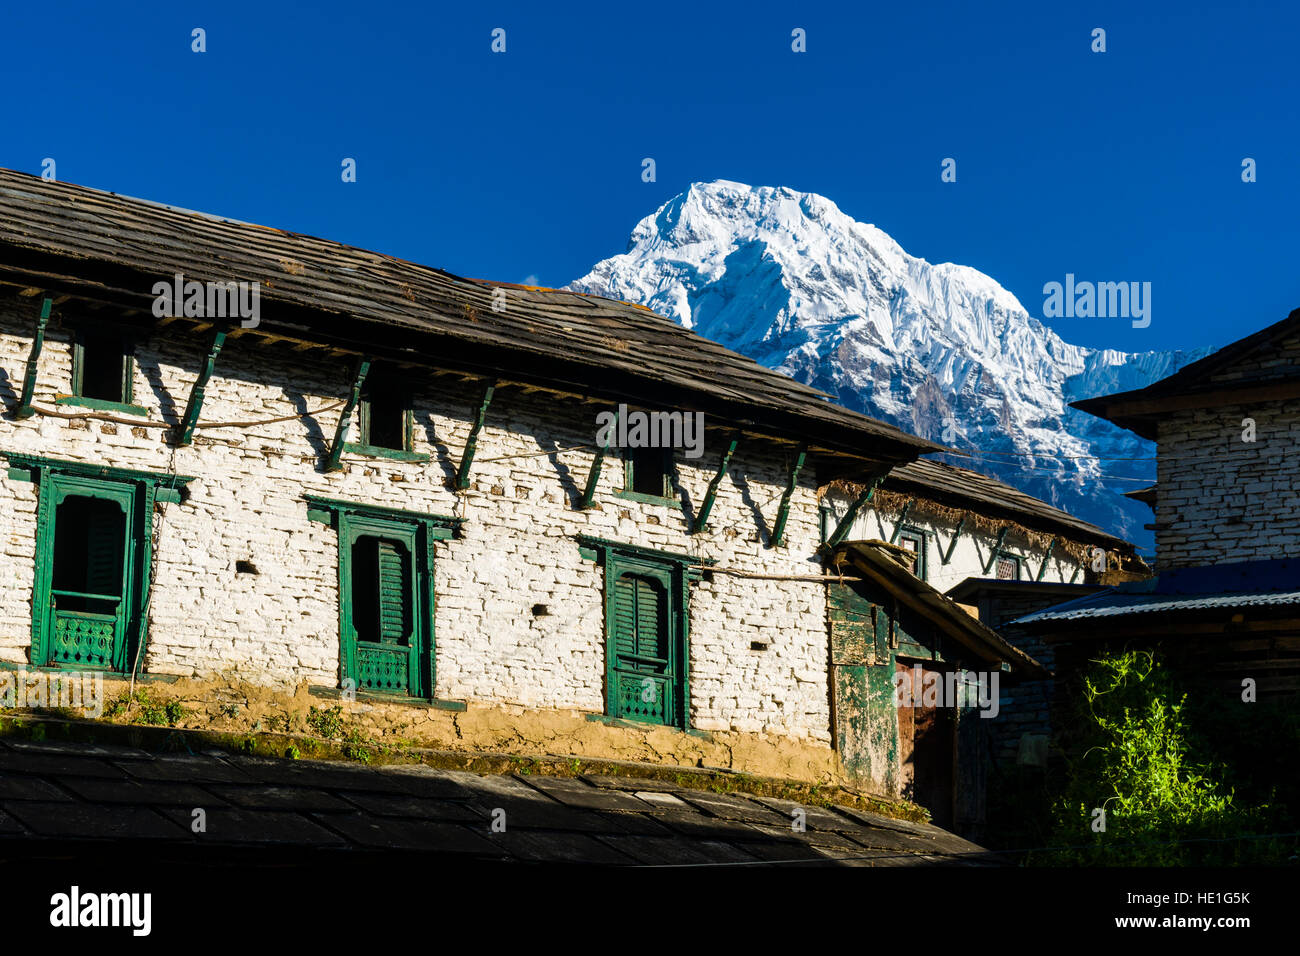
[819,492,1086,593]
[1155,400,1300,571]
[0,301,832,743]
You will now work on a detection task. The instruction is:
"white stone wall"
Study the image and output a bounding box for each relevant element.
[0,302,832,743]
[1155,401,1300,570]
[820,491,1086,593]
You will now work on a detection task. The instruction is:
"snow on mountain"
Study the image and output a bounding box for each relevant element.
[567,180,1211,548]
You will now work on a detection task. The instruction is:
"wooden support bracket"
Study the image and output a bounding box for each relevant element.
[982,525,1012,574]
[888,498,916,544]
[176,327,228,445]
[15,298,51,419]
[768,444,807,548]
[454,382,496,490]
[325,356,371,471]
[578,406,620,509]
[1035,536,1058,582]
[691,435,739,534]
[940,513,968,565]
[825,475,879,550]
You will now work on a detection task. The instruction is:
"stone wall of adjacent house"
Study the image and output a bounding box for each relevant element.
[1155,399,1300,570]
[0,301,833,750]
[973,592,1067,769]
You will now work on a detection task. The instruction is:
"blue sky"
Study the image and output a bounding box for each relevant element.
[3,0,1295,355]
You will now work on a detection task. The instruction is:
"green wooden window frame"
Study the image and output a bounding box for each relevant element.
[578,536,702,730]
[897,528,927,581]
[618,447,676,505]
[6,453,194,673]
[58,329,147,416]
[343,380,428,462]
[306,497,460,701]
[360,381,412,450]
[993,552,1021,581]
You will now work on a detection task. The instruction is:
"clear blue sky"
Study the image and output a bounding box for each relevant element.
[3,0,1295,355]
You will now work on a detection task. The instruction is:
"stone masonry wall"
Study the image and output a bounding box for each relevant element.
[1155,400,1300,570]
[0,300,833,746]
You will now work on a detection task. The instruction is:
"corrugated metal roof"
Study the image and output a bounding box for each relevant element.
[1013,558,1300,623]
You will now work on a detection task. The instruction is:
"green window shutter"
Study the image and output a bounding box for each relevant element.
[612,573,667,673]
[634,577,667,663]
[611,573,637,661]
[84,506,124,596]
[376,540,410,645]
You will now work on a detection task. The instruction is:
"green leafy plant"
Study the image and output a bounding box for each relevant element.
[1037,649,1273,866]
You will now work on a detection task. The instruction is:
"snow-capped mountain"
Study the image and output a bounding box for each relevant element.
[567,180,1211,548]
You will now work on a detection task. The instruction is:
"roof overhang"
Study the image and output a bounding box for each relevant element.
[1071,379,1300,441]
[825,541,1051,679]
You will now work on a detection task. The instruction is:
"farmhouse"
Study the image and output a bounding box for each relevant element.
[1016,307,1300,699]
[0,168,1097,830]
[818,458,1142,819]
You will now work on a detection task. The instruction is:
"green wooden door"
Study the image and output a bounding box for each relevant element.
[606,558,682,726]
[340,514,427,698]
[38,475,138,670]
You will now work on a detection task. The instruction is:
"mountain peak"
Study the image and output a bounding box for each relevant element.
[571,183,1209,545]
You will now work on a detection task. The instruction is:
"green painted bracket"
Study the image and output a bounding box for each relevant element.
[578,406,620,510]
[982,525,1012,574]
[1035,536,1058,581]
[825,476,880,550]
[691,435,739,534]
[176,327,227,445]
[15,298,52,419]
[940,513,968,565]
[888,498,916,544]
[768,444,807,548]
[454,382,495,490]
[325,356,371,472]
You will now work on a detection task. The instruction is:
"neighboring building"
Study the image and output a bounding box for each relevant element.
[0,168,1061,827]
[821,458,1144,771]
[1018,308,1300,700]
[820,458,1142,592]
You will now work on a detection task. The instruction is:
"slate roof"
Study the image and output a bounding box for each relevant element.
[0,168,941,470]
[1012,557,1300,624]
[1071,307,1300,440]
[885,458,1132,550]
[0,734,998,866]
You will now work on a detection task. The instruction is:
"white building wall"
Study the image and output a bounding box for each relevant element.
[820,491,1087,594]
[0,302,833,743]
